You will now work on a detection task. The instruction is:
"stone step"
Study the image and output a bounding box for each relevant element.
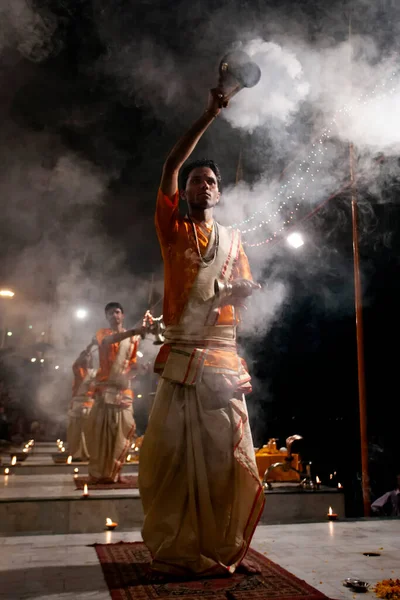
[0,472,345,535]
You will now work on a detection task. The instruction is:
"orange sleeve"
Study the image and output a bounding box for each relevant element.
[155,187,180,244]
[130,337,138,365]
[96,329,109,345]
[232,242,253,281]
[72,364,82,378]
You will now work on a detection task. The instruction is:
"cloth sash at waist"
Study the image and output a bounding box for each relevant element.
[96,380,133,408]
[163,324,236,347]
[68,394,94,418]
[160,324,251,389]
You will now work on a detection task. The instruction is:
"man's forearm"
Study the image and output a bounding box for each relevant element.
[102,328,140,345]
[164,110,218,175]
[160,90,223,198]
[73,343,94,369]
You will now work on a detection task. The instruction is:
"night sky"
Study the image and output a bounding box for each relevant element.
[0,0,399,516]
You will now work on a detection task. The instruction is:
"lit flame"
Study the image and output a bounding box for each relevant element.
[106,518,112,526]
[23,448,28,453]
[74,468,79,474]
[61,447,66,452]
[67,455,72,464]
[127,454,131,462]
[328,506,333,515]
[316,476,321,484]
[329,473,333,479]
[83,484,88,495]
[11,456,17,465]
[57,439,60,443]
[338,482,343,488]
[4,468,9,475]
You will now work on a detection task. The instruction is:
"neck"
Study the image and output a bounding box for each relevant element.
[189,207,214,224]
[112,324,124,333]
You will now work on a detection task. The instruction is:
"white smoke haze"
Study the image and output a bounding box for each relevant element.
[0,0,399,431]
[239,281,288,336]
[223,39,310,132]
[0,124,161,420]
[225,35,400,154]
[333,79,400,153]
[100,38,186,112]
[0,0,59,62]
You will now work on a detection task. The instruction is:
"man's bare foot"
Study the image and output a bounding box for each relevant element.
[117,476,129,484]
[87,477,115,484]
[87,476,99,484]
[237,557,261,574]
[144,568,181,583]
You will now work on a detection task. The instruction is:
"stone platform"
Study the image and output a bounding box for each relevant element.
[0,443,345,535]
[2,521,398,600]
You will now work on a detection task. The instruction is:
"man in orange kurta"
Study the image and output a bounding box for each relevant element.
[84,302,143,483]
[139,89,264,576]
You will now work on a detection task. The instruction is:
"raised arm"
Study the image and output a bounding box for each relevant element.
[102,327,145,346]
[160,89,226,197]
[73,342,96,370]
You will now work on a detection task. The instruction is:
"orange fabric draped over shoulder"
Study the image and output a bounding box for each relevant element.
[155,188,252,327]
[155,188,253,380]
[95,328,138,400]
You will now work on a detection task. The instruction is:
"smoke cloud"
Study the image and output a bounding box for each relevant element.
[0,0,400,432]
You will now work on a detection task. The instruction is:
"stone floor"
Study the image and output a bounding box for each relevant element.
[0,473,140,499]
[0,520,398,600]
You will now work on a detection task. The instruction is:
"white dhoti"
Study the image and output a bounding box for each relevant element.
[85,399,135,482]
[85,335,139,482]
[139,222,264,576]
[139,374,263,575]
[67,412,90,461]
[66,369,96,462]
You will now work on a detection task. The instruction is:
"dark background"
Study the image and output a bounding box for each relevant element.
[0,0,399,517]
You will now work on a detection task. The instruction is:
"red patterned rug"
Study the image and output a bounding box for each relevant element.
[74,475,138,490]
[94,542,333,600]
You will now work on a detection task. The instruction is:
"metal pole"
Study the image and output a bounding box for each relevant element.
[349,142,371,516]
[348,6,370,517]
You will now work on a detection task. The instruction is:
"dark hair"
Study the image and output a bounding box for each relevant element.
[104,302,124,314]
[180,159,222,191]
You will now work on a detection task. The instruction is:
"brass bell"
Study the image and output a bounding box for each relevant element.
[151,319,166,345]
[144,311,166,345]
[214,279,233,300]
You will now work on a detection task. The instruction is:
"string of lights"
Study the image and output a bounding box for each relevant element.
[243,182,351,248]
[234,70,398,247]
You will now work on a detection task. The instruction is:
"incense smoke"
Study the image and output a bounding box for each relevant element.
[0,0,400,435]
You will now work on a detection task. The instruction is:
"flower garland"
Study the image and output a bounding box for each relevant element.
[375,579,400,600]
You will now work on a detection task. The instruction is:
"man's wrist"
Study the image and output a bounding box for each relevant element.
[204,109,219,119]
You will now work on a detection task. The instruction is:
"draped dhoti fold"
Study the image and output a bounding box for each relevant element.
[141,217,264,575]
[67,411,90,461]
[139,375,264,576]
[85,398,136,482]
[67,369,96,462]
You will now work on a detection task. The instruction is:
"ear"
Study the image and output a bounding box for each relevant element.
[180,189,186,202]
[215,191,221,204]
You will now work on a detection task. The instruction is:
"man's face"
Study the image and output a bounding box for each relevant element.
[182,167,220,212]
[106,307,124,328]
